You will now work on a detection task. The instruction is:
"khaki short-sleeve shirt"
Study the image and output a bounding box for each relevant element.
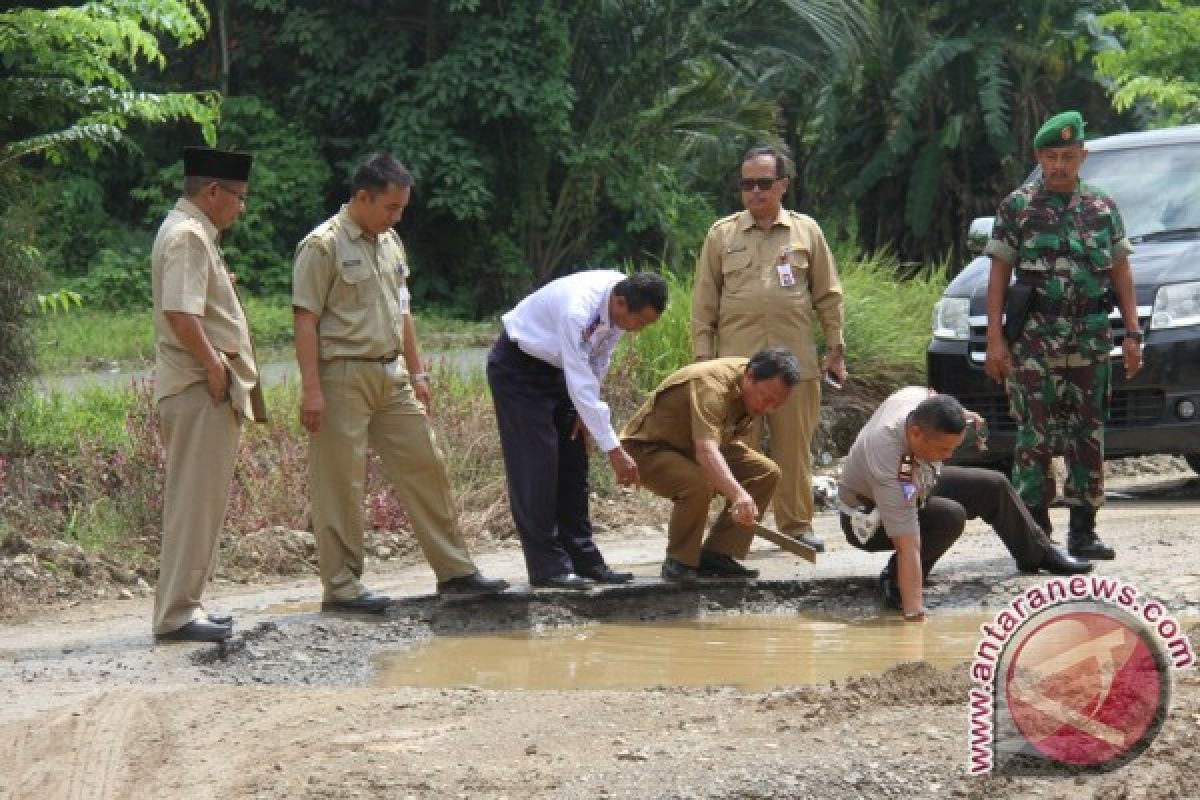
[691,209,844,378]
[292,206,407,360]
[837,387,941,538]
[620,358,752,455]
[152,197,259,419]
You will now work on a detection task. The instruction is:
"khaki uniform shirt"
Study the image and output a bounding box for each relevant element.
[152,197,259,420]
[692,209,844,379]
[620,358,752,456]
[838,386,941,537]
[292,206,408,360]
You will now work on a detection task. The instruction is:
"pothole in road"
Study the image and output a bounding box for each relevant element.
[202,579,1011,688]
[369,612,993,691]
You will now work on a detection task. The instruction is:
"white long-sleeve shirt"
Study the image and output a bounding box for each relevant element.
[501,270,626,452]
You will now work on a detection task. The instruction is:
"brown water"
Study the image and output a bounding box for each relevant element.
[370,613,992,691]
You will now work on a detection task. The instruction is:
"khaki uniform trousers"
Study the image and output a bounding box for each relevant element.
[625,440,779,566]
[748,377,819,534]
[310,359,475,600]
[153,383,241,635]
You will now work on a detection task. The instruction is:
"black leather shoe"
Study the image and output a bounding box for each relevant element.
[438,572,510,595]
[155,619,232,643]
[660,558,700,584]
[877,568,902,611]
[321,591,392,614]
[577,565,635,584]
[1039,545,1094,575]
[531,573,592,590]
[698,551,759,579]
[788,529,825,553]
[206,611,233,626]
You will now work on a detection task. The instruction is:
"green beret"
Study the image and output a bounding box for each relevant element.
[1033,111,1085,149]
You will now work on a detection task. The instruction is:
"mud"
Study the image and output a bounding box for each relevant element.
[2,462,1199,798]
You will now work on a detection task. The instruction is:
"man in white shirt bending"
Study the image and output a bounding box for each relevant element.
[488,271,667,589]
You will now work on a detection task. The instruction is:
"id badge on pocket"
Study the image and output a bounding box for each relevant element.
[776,262,795,287]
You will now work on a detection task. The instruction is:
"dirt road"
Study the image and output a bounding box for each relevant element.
[2,466,1198,799]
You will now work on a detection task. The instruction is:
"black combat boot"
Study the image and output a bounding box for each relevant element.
[1026,505,1054,542]
[1067,505,1116,560]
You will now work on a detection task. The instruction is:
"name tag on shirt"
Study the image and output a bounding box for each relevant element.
[397,286,411,314]
[776,262,795,287]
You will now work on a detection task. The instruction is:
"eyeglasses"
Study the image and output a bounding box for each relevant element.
[215,183,248,204]
[739,177,781,192]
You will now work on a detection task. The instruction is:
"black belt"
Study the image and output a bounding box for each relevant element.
[342,353,399,363]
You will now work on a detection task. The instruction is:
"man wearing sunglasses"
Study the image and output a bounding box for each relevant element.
[692,145,847,554]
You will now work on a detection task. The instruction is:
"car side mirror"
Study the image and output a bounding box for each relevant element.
[967,217,994,256]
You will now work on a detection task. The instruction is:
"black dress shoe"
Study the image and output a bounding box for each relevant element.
[155,619,232,643]
[787,529,825,553]
[877,568,902,611]
[321,591,392,614]
[438,571,511,595]
[660,558,700,584]
[577,565,635,584]
[698,551,759,579]
[1039,545,1094,575]
[531,573,592,590]
[206,611,233,626]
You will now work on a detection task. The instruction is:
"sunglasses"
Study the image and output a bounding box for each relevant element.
[739,177,781,191]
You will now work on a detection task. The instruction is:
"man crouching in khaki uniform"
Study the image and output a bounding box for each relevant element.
[621,348,801,582]
[293,152,508,613]
[152,146,260,643]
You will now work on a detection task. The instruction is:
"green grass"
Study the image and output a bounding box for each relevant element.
[33,295,499,376]
[2,382,141,451]
[616,251,947,400]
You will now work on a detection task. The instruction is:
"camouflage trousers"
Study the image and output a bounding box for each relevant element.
[1005,354,1110,511]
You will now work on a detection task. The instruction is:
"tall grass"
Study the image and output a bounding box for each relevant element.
[33,296,499,375]
[615,252,947,401]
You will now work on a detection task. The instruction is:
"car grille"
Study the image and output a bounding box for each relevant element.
[966,311,1151,364]
[954,389,1166,434]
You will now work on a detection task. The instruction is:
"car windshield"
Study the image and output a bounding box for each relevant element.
[1077,143,1200,240]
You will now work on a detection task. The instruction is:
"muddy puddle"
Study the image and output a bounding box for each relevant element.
[369,612,993,691]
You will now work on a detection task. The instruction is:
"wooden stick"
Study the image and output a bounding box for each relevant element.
[751,524,818,564]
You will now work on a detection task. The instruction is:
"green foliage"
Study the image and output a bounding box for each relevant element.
[1095,1,1200,125]
[0,1,218,168]
[0,0,221,410]
[2,384,137,453]
[74,235,153,310]
[830,0,1132,266]
[0,207,40,413]
[35,290,83,315]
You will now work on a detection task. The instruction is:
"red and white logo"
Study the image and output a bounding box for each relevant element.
[1000,604,1170,769]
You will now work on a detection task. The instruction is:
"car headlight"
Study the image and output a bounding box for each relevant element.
[932,297,970,340]
[1151,281,1200,329]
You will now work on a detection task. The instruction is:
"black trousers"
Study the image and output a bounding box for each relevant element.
[486,332,606,582]
[840,466,1050,578]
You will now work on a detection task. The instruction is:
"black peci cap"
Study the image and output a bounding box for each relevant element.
[183,146,253,181]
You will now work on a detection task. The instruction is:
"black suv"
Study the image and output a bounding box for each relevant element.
[927,124,1200,472]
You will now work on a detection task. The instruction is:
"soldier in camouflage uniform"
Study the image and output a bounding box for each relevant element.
[983,111,1143,560]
